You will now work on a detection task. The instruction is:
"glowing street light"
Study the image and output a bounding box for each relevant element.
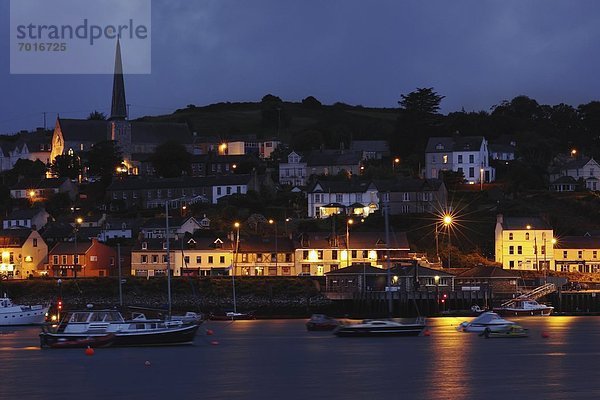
[346,219,354,268]
[232,222,240,313]
[443,214,453,268]
[268,219,278,273]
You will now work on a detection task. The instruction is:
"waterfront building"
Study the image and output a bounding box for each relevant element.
[131,236,234,277]
[233,235,295,276]
[553,235,600,273]
[294,231,410,276]
[48,238,116,278]
[495,214,555,271]
[0,229,47,279]
[454,265,519,297]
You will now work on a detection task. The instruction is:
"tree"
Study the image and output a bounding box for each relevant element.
[86,140,123,183]
[394,88,446,157]
[87,110,107,120]
[51,154,81,180]
[301,96,322,108]
[399,87,445,115]
[149,141,192,178]
[4,159,47,186]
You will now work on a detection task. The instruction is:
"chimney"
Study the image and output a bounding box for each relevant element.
[496,214,503,225]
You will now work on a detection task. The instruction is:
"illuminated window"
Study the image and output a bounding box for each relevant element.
[443,155,448,164]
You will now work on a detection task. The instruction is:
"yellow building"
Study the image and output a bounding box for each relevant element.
[294,231,410,276]
[131,237,233,277]
[495,215,555,271]
[554,236,600,273]
[0,229,48,279]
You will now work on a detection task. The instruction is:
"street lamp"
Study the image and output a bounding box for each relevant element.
[232,222,240,313]
[73,217,83,279]
[346,218,354,268]
[392,157,400,173]
[434,275,440,313]
[269,219,278,274]
[443,214,453,268]
[480,168,484,191]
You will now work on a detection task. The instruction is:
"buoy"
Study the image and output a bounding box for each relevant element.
[423,329,431,337]
[210,340,219,345]
[85,346,94,356]
[206,329,214,336]
[144,360,151,366]
[541,332,550,338]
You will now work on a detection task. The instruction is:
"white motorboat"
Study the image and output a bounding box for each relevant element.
[0,294,49,326]
[458,312,516,333]
[493,300,554,316]
[334,318,426,337]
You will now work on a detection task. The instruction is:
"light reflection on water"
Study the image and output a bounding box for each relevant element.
[1,317,600,400]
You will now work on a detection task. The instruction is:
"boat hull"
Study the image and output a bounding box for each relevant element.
[334,324,425,337]
[0,306,49,326]
[493,307,553,317]
[40,323,201,348]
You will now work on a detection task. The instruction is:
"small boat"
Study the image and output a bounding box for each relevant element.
[480,324,529,339]
[209,311,256,321]
[46,333,116,349]
[334,318,426,337]
[0,294,49,326]
[39,309,201,348]
[493,300,554,316]
[171,312,204,324]
[306,314,340,331]
[458,312,516,333]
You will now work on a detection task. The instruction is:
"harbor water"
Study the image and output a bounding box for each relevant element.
[2,316,600,400]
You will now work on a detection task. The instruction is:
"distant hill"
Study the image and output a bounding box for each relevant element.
[137,100,398,150]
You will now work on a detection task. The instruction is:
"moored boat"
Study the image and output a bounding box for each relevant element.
[1,294,49,326]
[481,324,529,339]
[306,314,340,331]
[39,309,201,348]
[209,311,256,321]
[45,333,116,349]
[334,318,426,337]
[458,312,517,333]
[493,300,554,316]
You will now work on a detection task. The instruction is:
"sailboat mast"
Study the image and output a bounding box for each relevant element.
[165,201,172,318]
[385,194,392,317]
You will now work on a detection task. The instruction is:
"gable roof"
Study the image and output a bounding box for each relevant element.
[5,208,47,220]
[556,236,600,249]
[305,149,362,166]
[425,136,485,153]
[500,217,551,230]
[456,265,519,278]
[107,174,252,191]
[350,140,390,153]
[374,177,444,192]
[0,229,34,247]
[306,179,376,194]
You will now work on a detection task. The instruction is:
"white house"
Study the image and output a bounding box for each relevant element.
[279,151,307,186]
[3,208,51,230]
[549,156,600,191]
[495,214,555,271]
[140,216,202,239]
[306,180,379,218]
[425,136,495,183]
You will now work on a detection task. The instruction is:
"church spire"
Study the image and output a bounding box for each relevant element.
[109,39,127,121]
